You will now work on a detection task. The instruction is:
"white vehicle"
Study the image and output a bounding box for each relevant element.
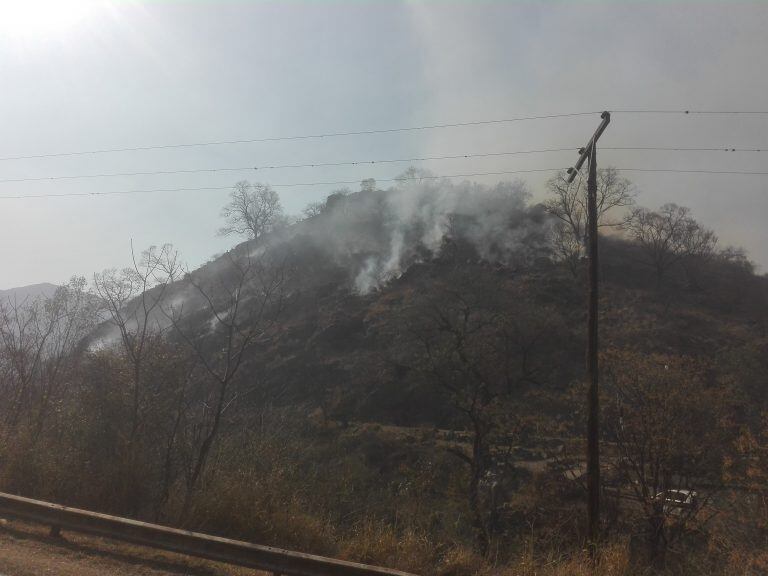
[655,489,698,515]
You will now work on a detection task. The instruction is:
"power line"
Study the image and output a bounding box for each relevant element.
[2,145,765,185]
[2,109,767,163]
[0,168,567,200]
[616,168,768,175]
[2,165,767,201]
[2,109,766,163]
[0,112,601,162]
[0,166,249,184]
[0,148,580,184]
[605,146,766,152]
[612,110,768,115]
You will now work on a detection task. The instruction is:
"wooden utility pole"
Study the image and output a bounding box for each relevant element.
[566,111,611,555]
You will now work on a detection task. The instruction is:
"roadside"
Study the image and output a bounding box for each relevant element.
[0,520,265,576]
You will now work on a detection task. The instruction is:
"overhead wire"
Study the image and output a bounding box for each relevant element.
[616,168,768,175]
[604,146,766,152]
[0,112,601,162]
[1,146,765,185]
[0,148,580,184]
[0,168,569,200]
[612,110,768,115]
[0,108,765,199]
[1,109,767,163]
[4,165,768,201]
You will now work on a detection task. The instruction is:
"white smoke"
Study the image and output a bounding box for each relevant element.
[353,256,381,294]
[350,175,550,293]
[269,171,553,294]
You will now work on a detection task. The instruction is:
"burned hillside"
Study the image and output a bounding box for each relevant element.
[3,177,768,574]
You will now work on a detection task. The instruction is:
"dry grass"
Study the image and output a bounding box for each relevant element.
[2,420,766,576]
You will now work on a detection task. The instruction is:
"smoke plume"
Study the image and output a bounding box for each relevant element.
[283,171,553,294]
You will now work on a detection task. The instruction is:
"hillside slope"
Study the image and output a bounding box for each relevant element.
[157,185,766,429]
[0,283,58,302]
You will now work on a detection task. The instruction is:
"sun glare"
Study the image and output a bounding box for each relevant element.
[0,0,93,38]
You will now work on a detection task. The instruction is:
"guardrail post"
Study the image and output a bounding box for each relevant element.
[49,524,62,538]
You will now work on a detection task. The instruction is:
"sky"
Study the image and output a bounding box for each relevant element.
[1,0,767,289]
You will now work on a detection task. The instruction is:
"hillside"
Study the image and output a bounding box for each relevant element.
[148,183,766,428]
[0,282,58,302]
[2,180,768,575]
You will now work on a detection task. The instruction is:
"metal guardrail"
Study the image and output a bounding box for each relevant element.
[0,491,418,576]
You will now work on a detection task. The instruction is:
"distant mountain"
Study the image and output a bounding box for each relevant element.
[0,283,58,303]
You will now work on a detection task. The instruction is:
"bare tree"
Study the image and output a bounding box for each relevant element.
[602,349,730,563]
[395,166,431,182]
[544,167,635,272]
[409,295,496,554]
[360,178,377,193]
[93,243,181,441]
[0,295,56,428]
[496,302,557,393]
[0,277,97,437]
[623,203,717,284]
[163,250,286,521]
[302,201,325,219]
[403,281,540,554]
[550,221,584,277]
[732,412,768,540]
[32,278,98,439]
[218,181,284,240]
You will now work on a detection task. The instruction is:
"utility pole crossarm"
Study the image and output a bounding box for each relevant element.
[566,111,611,183]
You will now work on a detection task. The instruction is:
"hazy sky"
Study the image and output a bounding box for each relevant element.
[1,0,767,288]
